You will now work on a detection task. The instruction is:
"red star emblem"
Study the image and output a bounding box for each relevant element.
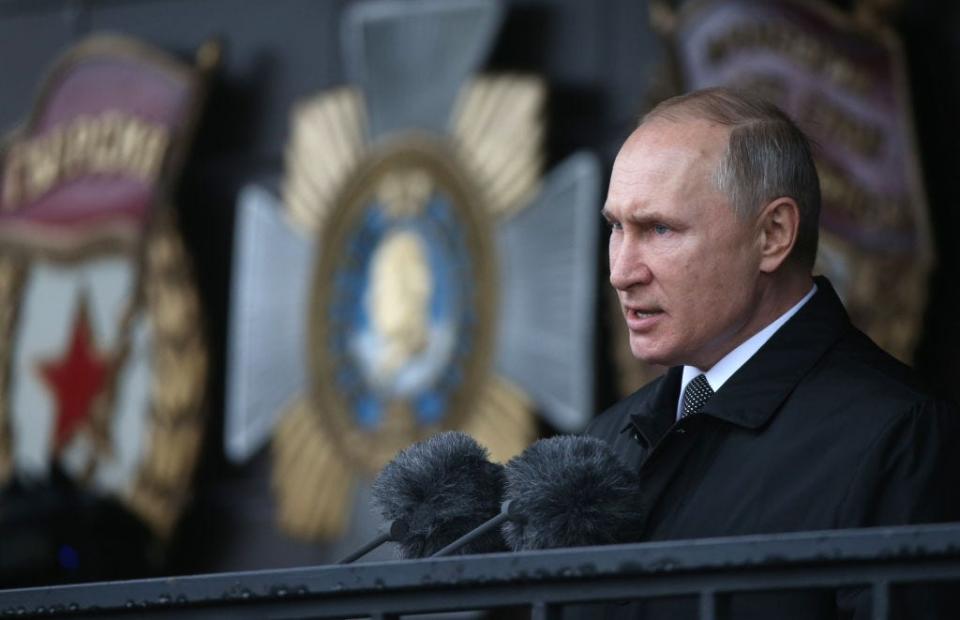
[36,296,113,454]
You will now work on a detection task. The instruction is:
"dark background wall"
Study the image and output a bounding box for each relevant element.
[0,0,956,581]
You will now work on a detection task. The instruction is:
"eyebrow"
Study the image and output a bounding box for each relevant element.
[601,205,676,226]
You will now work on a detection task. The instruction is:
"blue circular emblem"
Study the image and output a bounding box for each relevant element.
[309,135,496,471]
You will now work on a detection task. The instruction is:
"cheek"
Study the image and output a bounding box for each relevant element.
[608,234,619,263]
[662,250,705,298]
[688,227,757,288]
[670,251,741,324]
[692,255,756,321]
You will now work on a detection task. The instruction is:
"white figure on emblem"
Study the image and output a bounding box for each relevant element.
[350,228,455,399]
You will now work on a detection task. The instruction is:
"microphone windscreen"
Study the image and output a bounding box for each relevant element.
[371,431,507,558]
[502,435,646,550]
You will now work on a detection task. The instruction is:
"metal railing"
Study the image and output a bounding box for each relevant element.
[2,523,960,618]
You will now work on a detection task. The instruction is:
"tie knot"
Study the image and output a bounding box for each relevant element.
[681,374,714,418]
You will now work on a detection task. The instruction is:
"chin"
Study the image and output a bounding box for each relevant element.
[629,341,676,368]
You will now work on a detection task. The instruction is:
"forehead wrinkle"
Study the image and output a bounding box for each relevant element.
[626,119,728,174]
[612,147,715,206]
[608,119,732,221]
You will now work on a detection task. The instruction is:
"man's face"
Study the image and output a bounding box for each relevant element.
[604,118,764,369]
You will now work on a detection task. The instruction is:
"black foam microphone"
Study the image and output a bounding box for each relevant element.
[430,435,646,557]
[501,435,646,550]
[370,431,507,558]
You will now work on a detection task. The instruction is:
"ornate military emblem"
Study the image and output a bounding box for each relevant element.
[308,136,499,472]
[616,0,932,395]
[227,0,600,542]
[0,35,214,537]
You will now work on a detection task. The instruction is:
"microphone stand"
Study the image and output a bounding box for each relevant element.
[338,519,409,564]
[432,500,522,558]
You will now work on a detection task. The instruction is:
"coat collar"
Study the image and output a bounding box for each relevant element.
[624,276,850,444]
[621,365,683,447]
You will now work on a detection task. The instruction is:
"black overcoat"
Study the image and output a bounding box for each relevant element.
[585,277,960,619]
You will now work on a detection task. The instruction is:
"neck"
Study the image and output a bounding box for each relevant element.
[758,269,814,324]
[694,270,813,371]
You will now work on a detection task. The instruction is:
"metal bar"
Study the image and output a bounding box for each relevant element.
[3,523,960,617]
[872,580,889,620]
[699,589,717,620]
[3,560,960,619]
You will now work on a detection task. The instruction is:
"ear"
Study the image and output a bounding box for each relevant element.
[757,197,800,273]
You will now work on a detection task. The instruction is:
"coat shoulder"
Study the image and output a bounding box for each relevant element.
[795,323,959,447]
[818,325,934,407]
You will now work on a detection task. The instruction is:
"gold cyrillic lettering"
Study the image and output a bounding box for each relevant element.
[139,126,170,180]
[24,127,64,199]
[705,20,873,96]
[0,112,171,210]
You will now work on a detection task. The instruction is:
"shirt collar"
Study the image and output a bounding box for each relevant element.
[624,276,851,445]
[676,284,818,421]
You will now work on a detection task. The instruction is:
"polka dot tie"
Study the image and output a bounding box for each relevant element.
[681,374,714,418]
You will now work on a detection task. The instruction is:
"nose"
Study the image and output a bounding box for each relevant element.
[609,235,652,291]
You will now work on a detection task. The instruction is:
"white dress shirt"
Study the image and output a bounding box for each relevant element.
[676,284,817,421]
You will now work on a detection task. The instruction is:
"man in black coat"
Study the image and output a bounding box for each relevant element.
[588,87,960,618]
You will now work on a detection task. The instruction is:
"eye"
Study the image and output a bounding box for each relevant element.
[653,223,670,235]
[603,217,622,231]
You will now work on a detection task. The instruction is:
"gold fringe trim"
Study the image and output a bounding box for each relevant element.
[451,75,545,221]
[459,375,537,464]
[272,396,354,541]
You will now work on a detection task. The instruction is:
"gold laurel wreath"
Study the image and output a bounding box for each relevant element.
[0,254,27,485]
[125,208,207,538]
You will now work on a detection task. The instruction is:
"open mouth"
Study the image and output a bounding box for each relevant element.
[624,306,663,329]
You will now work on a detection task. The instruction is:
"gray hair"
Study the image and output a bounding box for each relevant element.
[642,87,821,269]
